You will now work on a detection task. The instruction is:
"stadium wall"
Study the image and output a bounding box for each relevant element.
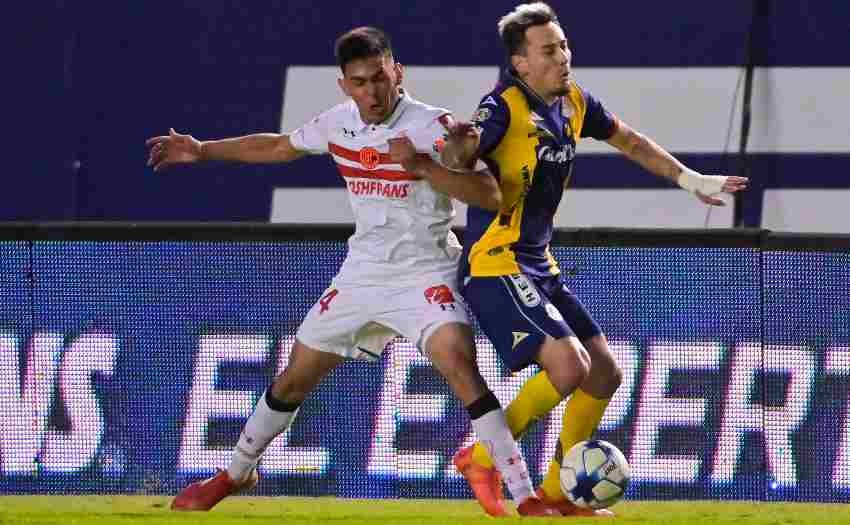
[0,224,848,502]
[10,2,850,230]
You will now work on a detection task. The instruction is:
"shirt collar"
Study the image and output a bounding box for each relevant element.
[350,87,411,131]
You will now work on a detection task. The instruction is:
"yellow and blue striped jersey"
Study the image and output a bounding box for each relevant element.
[460,69,617,280]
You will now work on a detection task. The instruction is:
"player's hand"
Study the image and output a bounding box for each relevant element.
[694,175,750,206]
[438,115,480,170]
[388,134,423,173]
[439,114,480,141]
[679,168,750,206]
[145,128,203,171]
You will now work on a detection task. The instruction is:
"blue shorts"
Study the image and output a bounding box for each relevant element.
[462,273,602,372]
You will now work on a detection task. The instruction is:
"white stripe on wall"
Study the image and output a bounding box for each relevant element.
[578,67,850,154]
[762,189,850,233]
[270,188,353,224]
[281,66,850,154]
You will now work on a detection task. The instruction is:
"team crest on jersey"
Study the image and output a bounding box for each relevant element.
[472,107,492,123]
[481,95,498,106]
[359,147,381,170]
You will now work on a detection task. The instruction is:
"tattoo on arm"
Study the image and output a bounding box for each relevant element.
[622,129,683,183]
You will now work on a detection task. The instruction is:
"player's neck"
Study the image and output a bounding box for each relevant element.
[512,71,558,106]
[527,82,558,106]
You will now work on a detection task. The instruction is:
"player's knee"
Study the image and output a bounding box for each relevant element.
[609,360,624,392]
[586,334,622,395]
[270,371,315,404]
[269,384,308,405]
[436,348,482,390]
[600,348,623,393]
[424,323,477,372]
[573,349,592,386]
[425,326,488,402]
[567,340,592,381]
[542,339,591,396]
[592,360,623,399]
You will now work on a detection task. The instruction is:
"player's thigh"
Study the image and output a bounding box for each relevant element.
[380,281,487,404]
[296,283,395,362]
[271,339,345,402]
[422,321,490,404]
[462,273,573,372]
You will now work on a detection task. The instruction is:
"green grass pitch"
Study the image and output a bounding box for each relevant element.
[1,496,848,524]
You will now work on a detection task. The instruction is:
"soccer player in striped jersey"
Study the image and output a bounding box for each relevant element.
[440,2,749,517]
[147,26,552,517]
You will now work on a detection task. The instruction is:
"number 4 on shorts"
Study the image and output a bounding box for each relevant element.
[318,289,339,314]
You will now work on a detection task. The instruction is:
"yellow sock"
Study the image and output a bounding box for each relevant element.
[540,388,611,500]
[471,371,563,468]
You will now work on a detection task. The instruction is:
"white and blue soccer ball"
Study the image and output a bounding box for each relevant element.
[560,440,630,509]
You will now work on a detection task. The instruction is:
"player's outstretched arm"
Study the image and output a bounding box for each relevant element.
[388,135,502,211]
[145,128,306,171]
[606,120,749,206]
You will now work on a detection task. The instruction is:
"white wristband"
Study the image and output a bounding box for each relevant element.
[677,168,727,196]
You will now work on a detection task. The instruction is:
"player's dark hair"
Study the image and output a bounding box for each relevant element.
[334,27,394,72]
[498,2,561,58]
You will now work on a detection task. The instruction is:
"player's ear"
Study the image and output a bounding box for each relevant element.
[337,76,351,97]
[511,53,528,77]
[394,62,404,87]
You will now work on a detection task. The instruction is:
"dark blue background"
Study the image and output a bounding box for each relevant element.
[9,2,849,222]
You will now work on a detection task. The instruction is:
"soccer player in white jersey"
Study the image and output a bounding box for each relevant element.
[146,27,554,517]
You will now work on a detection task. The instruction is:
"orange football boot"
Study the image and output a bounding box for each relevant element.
[452,445,510,517]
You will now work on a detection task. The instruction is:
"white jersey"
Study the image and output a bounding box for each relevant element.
[289,89,462,286]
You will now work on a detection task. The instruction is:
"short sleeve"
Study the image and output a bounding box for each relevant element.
[288,111,331,154]
[471,94,510,158]
[579,88,617,140]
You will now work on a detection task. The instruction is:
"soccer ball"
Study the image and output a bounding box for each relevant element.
[560,440,630,509]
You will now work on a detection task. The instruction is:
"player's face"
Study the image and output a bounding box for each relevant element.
[339,54,403,124]
[514,22,572,103]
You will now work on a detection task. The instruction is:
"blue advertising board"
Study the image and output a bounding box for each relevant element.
[1,237,848,501]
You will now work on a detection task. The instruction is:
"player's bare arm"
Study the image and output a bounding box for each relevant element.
[146,128,306,171]
[605,119,749,206]
[388,135,502,211]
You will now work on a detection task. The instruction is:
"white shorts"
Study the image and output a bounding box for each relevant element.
[295,276,470,361]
